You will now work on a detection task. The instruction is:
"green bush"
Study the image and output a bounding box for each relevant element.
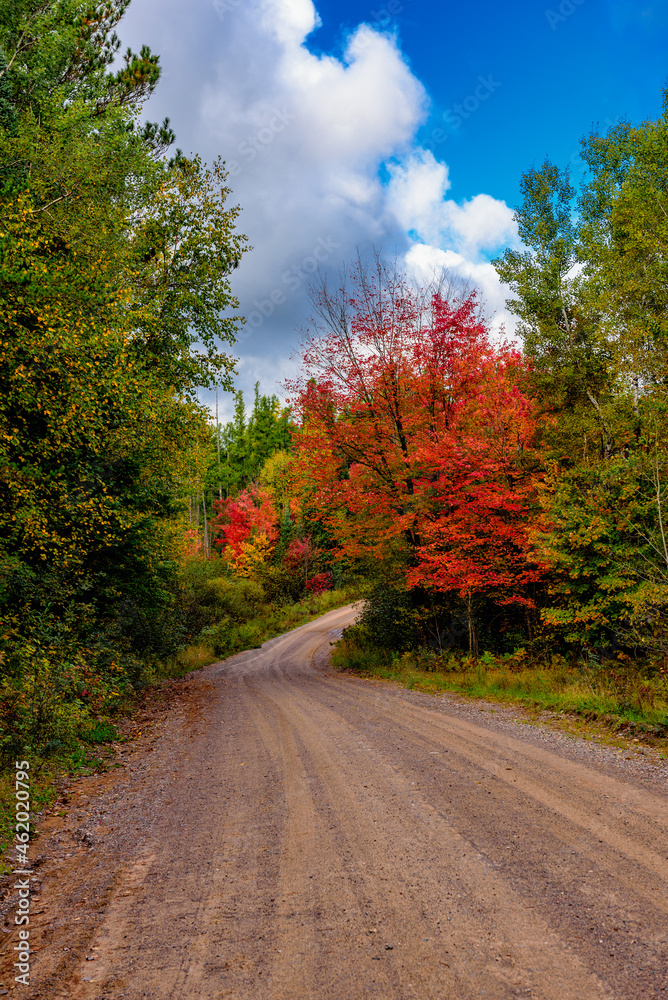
[256,563,305,605]
[84,721,119,744]
[180,554,230,590]
[198,619,232,657]
[200,578,265,621]
[348,586,418,653]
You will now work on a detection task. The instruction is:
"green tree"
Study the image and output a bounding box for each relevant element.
[0,0,247,752]
[214,386,293,499]
[578,98,668,397]
[493,159,617,461]
[247,383,293,478]
[495,90,668,659]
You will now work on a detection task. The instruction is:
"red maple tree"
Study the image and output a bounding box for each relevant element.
[212,487,278,560]
[288,265,544,648]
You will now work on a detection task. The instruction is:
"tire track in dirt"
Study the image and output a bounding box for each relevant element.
[279,670,668,999]
[308,674,668,845]
[6,605,666,1000]
[293,673,668,898]
[248,669,613,1000]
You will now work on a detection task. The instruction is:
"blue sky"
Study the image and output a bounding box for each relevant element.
[311,0,668,204]
[118,0,668,416]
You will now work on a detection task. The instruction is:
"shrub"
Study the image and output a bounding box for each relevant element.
[84,721,119,744]
[256,563,305,605]
[306,572,333,596]
[200,578,265,621]
[347,586,419,653]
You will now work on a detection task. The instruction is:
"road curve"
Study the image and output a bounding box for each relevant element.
[26,605,668,999]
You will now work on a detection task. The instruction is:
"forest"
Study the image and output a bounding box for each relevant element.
[1,0,668,774]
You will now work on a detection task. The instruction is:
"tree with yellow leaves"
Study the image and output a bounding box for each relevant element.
[0,1,247,753]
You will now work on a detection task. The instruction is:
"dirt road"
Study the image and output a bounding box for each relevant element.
[4,604,668,999]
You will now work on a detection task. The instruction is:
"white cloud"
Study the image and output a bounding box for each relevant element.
[117,0,519,403]
[387,149,518,258]
[196,2,429,337]
[385,148,519,340]
[259,0,321,47]
[201,14,427,178]
[386,151,452,238]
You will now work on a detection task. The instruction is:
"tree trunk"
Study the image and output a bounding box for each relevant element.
[586,389,612,460]
[216,387,223,501]
[466,592,478,657]
[202,492,210,558]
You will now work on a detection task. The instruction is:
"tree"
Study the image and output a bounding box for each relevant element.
[0,0,247,751]
[211,487,279,578]
[247,383,293,478]
[493,88,668,659]
[533,422,668,658]
[578,97,668,396]
[492,159,616,461]
[214,385,294,499]
[289,260,542,651]
[405,368,542,654]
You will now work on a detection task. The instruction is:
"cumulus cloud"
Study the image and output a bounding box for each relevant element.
[387,149,518,259]
[117,0,519,416]
[258,0,321,47]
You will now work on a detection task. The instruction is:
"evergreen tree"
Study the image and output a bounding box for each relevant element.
[214,386,294,499]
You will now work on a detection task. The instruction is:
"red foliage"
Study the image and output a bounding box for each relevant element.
[288,269,544,607]
[211,487,278,560]
[284,536,312,569]
[305,572,333,595]
[182,527,202,558]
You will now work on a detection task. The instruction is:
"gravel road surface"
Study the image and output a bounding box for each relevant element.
[3,604,667,999]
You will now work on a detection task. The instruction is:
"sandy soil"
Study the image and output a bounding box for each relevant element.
[1,604,667,999]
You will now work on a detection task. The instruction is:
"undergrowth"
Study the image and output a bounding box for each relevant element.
[0,584,355,864]
[331,637,668,738]
[158,587,356,678]
[0,732,120,875]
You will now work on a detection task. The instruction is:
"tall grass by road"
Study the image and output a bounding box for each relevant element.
[332,638,668,739]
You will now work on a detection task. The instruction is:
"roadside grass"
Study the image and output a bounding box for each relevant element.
[331,638,668,741]
[158,587,357,679]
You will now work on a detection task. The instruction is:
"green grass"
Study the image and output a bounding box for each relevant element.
[0,742,117,875]
[331,639,668,739]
